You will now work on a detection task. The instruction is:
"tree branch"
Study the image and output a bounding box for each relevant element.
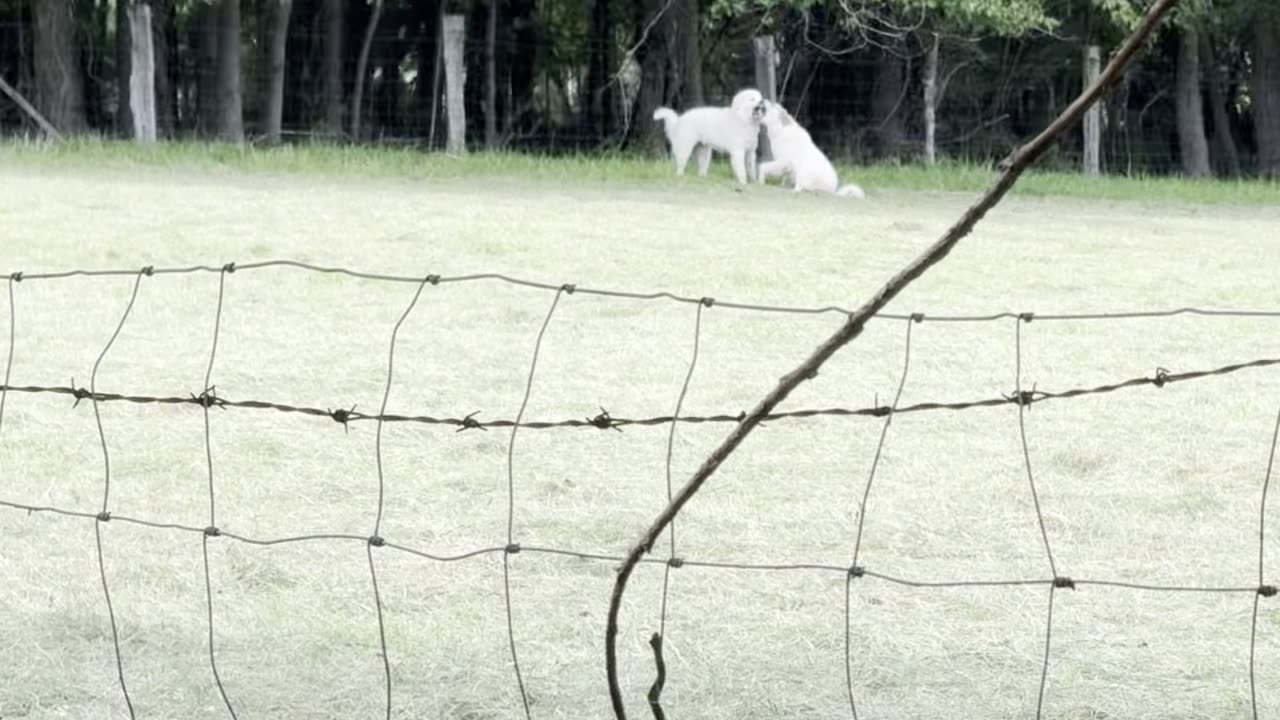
[605,1,1183,717]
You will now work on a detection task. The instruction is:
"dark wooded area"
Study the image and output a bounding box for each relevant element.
[0,0,1276,176]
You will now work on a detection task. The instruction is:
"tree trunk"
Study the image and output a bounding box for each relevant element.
[32,0,88,134]
[127,3,156,141]
[351,0,382,140]
[1253,12,1280,177]
[1175,25,1211,177]
[214,0,243,141]
[441,13,467,153]
[922,32,938,166]
[871,48,905,159]
[196,0,219,135]
[633,0,672,153]
[323,0,344,136]
[1204,35,1240,176]
[584,0,615,140]
[674,0,702,106]
[505,0,537,138]
[263,0,293,143]
[152,0,175,136]
[116,0,133,135]
[484,0,498,147]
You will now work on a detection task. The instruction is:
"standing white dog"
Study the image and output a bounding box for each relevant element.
[758,101,865,198]
[653,89,767,184]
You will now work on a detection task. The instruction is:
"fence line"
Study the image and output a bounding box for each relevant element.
[0,265,1277,718]
[7,259,1280,322]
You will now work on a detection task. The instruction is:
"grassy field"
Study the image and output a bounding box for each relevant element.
[1,142,1279,719]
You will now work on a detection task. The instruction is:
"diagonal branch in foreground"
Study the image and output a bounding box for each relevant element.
[603,0,1183,716]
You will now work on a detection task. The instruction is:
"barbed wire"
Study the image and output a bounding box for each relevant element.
[0,266,1276,718]
[1,352,1276,435]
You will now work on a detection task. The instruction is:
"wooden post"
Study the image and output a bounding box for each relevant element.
[128,2,157,142]
[442,14,467,154]
[923,32,939,166]
[1083,45,1101,174]
[752,35,777,161]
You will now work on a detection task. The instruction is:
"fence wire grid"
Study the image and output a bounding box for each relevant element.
[0,260,1277,719]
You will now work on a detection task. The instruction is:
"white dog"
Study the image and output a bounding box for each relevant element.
[653,89,767,184]
[758,101,865,198]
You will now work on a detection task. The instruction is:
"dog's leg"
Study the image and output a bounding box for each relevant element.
[746,150,759,182]
[673,138,697,175]
[757,160,782,184]
[694,146,713,176]
[729,150,748,184]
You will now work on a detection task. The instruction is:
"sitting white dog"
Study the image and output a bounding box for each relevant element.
[758,101,865,198]
[653,89,767,184]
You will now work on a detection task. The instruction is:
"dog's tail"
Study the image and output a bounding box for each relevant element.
[836,183,866,199]
[652,107,678,144]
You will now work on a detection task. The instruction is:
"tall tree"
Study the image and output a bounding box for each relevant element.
[32,0,87,133]
[214,0,243,140]
[116,0,133,135]
[633,0,675,153]
[1203,34,1240,175]
[1175,25,1211,176]
[264,0,294,143]
[484,0,498,146]
[351,0,383,139]
[324,0,345,135]
[584,0,616,139]
[1253,9,1280,177]
[673,0,703,106]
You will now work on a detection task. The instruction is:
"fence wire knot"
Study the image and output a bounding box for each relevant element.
[588,407,622,432]
[140,266,154,277]
[70,378,91,408]
[1019,312,1035,323]
[699,297,715,308]
[1153,367,1171,387]
[96,511,111,523]
[203,526,220,537]
[505,543,521,555]
[192,386,224,409]
[667,557,684,568]
[1005,384,1045,408]
[8,271,21,282]
[561,283,576,294]
[456,411,486,433]
[871,405,892,418]
[368,535,386,547]
[426,274,441,285]
[910,312,925,323]
[849,564,865,579]
[329,404,357,431]
[1053,576,1076,589]
[221,262,236,274]
[1260,585,1277,598]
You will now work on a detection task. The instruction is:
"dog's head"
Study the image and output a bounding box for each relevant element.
[760,100,795,130]
[732,88,767,124]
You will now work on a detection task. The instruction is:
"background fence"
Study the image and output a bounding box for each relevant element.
[0,261,1276,718]
[1,0,1276,176]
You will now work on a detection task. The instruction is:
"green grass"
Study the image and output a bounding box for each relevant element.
[4,137,1278,205]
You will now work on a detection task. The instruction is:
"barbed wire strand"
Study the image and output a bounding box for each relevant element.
[89,269,147,719]
[369,276,431,719]
[201,265,240,719]
[9,259,1280,324]
[651,299,707,717]
[4,353,1277,435]
[504,285,568,719]
[1250,409,1279,719]
[1016,316,1066,720]
[844,315,914,719]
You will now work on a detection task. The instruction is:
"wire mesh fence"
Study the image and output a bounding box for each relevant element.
[0,261,1276,718]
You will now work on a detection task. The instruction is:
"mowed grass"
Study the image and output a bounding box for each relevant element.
[0,145,1279,719]
[4,137,1280,205]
